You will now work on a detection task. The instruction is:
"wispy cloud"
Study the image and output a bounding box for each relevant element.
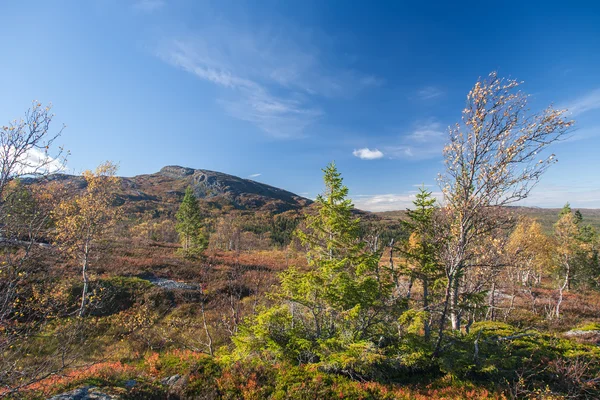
[353,182,600,211]
[417,86,443,100]
[564,88,600,116]
[353,191,443,212]
[562,126,600,143]
[385,120,447,160]
[353,148,384,160]
[159,38,321,139]
[248,173,262,178]
[517,183,600,208]
[353,184,600,211]
[132,0,165,13]
[156,23,379,138]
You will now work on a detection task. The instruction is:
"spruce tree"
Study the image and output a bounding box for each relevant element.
[296,161,361,264]
[233,162,399,372]
[559,203,572,218]
[176,187,207,255]
[400,188,441,338]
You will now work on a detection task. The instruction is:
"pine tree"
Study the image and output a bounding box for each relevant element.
[176,187,207,255]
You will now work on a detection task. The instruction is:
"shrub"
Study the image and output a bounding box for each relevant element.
[93,276,153,316]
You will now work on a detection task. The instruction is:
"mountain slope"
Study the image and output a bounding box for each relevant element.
[39,165,311,217]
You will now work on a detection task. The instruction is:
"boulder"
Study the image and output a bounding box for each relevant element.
[48,386,119,400]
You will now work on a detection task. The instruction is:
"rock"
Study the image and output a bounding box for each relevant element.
[144,276,199,290]
[565,329,600,337]
[564,329,600,346]
[123,380,137,389]
[161,374,190,398]
[161,374,182,386]
[48,386,119,400]
[171,374,189,394]
[493,291,513,300]
[159,166,195,178]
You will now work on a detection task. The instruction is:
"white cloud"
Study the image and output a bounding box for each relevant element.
[417,86,443,100]
[353,191,443,212]
[564,88,600,116]
[155,22,379,138]
[248,173,261,178]
[353,148,384,160]
[13,148,65,176]
[133,0,165,13]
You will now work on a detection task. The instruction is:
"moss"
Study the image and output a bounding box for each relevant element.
[89,276,153,317]
[573,322,600,332]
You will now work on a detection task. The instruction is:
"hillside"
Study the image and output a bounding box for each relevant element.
[375,206,600,233]
[37,165,312,217]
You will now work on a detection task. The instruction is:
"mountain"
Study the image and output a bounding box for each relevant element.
[37,165,312,217]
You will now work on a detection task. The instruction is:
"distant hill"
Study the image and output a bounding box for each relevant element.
[510,206,600,233]
[374,206,600,233]
[34,165,312,218]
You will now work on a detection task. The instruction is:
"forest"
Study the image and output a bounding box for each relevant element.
[1,73,599,400]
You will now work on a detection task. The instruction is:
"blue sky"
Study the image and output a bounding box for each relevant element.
[1,0,599,210]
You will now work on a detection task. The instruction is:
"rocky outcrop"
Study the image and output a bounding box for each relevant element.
[157,165,308,207]
[159,166,196,179]
[564,329,600,337]
[143,276,199,290]
[161,374,190,398]
[564,329,600,345]
[47,386,119,400]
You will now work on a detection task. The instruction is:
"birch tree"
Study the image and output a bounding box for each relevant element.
[435,72,573,354]
[53,161,120,317]
[0,102,68,395]
[553,211,579,319]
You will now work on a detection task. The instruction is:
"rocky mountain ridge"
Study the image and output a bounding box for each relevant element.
[31,165,312,217]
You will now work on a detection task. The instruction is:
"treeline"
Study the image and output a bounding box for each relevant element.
[129,200,404,253]
[129,207,303,251]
